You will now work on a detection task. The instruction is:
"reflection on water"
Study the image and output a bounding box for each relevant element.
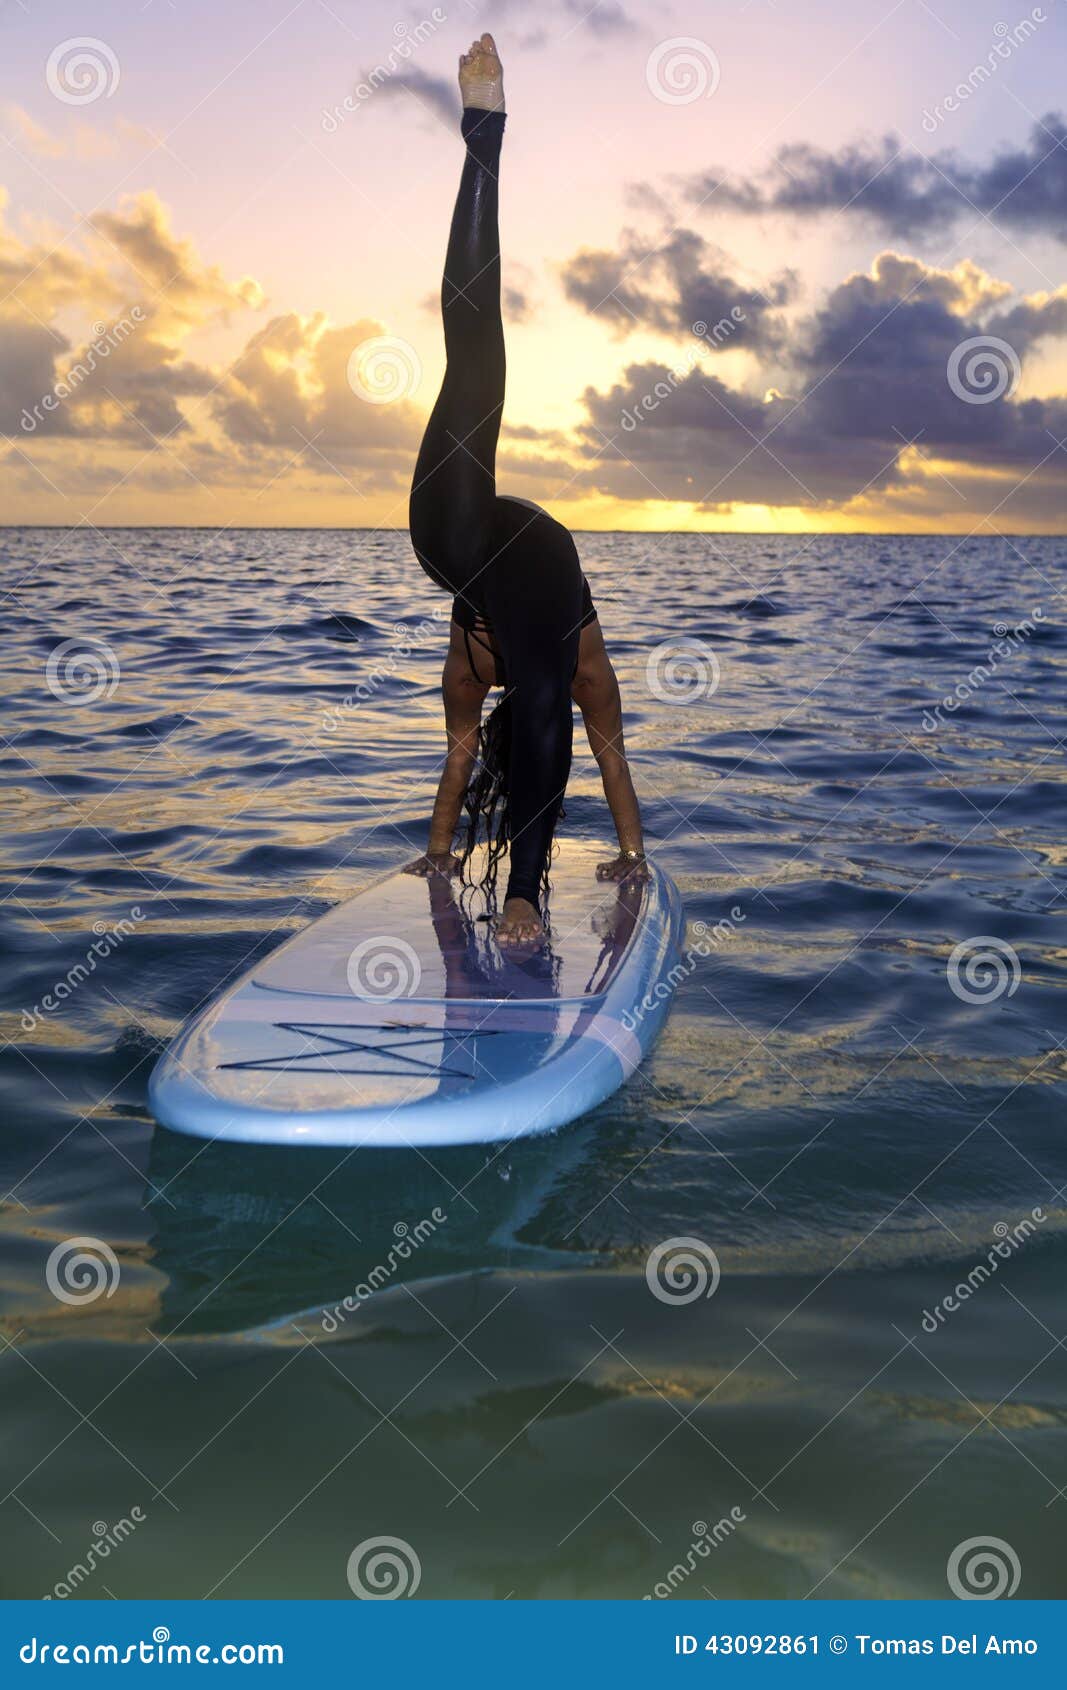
[1,529,1065,1599]
[144,1128,602,1337]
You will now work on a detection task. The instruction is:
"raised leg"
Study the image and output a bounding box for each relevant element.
[409,46,507,603]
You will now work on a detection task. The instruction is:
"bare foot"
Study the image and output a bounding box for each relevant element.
[459,32,505,112]
[498,896,544,946]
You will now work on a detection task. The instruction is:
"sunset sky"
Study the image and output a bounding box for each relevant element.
[3,0,1067,530]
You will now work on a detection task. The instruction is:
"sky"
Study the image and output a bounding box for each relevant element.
[2,0,1067,531]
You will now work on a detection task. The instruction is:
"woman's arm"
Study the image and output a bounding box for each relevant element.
[571,623,648,881]
[405,645,489,876]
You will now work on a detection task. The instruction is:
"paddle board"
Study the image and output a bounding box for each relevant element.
[148,841,684,1147]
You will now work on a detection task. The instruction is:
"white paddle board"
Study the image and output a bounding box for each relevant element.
[148,841,684,1147]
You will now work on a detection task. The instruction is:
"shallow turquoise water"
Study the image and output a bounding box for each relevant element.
[1,528,1065,1599]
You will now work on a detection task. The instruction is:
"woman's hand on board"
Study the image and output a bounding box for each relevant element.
[403,851,463,878]
[596,851,650,884]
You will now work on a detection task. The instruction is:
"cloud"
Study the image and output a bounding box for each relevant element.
[0,196,119,321]
[573,249,1067,513]
[461,0,633,45]
[503,281,534,322]
[0,186,421,499]
[0,319,74,436]
[91,193,263,330]
[561,0,635,34]
[366,67,460,127]
[348,5,634,131]
[560,227,795,350]
[0,103,151,161]
[5,177,1066,528]
[1,103,67,158]
[0,192,257,443]
[688,116,1067,242]
[210,313,421,494]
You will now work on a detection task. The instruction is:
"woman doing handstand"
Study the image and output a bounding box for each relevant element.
[407,34,646,945]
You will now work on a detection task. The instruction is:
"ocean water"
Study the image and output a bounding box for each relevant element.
[1,526,1065,1601]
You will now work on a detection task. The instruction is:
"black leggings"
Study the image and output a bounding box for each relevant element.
[409,107,583,909]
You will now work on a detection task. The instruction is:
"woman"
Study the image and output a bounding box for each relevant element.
[407,34,646,945]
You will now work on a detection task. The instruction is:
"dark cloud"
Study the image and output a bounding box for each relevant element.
[578,363,898,507]
[0,311,222,444]
[573,250,1067,512]
[368,68,460,127]
[689,116,1067,241]
[461,0,632,43]
[989,290,1067,349]
[791,258,1063,460]
[560,228,795,351]
[363,1,635,124]
[503,282,534,322]
[0,320,73,436]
